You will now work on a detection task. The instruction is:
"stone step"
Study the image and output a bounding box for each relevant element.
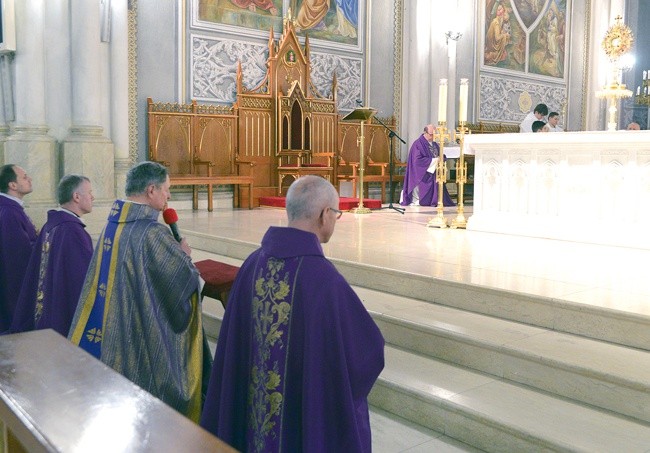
[357,286,650,425]
[371,345,650,452]
[191,246,650,451]
[183,229,650,351]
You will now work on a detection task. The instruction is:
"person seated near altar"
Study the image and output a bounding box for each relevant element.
[519,103,548,132]
[627,121,641,130]
[547,112,564,132]
[532,120,549,132]
[399,124,455,207]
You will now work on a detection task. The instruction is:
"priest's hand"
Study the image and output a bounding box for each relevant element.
[180,237,192,257]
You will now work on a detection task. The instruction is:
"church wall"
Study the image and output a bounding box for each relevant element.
[136,1,179,161]
[367,0,395,115]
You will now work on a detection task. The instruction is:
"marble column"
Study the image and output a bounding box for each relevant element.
[111,0,131,199]
[0,55,11,166]
[5,0,57,208]
[62,0,115,202]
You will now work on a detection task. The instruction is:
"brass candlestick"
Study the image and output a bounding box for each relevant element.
[451,121,469,229]
[427,121,454,228]
[351,118,372,214]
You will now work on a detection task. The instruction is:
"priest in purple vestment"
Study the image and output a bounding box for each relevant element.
[201,175,385,453]
[9,175,94,337]
[67,162,211,422]
[0,164,37,332]
[400,124,455,207]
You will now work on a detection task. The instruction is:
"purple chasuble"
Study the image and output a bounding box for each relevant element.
[400,134,455,207]
[201,227,385,453]
[9,210,93,336]
[0,196,37,331]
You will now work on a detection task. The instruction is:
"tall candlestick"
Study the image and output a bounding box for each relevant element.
[438,79,447,123]
[458,78,469,122]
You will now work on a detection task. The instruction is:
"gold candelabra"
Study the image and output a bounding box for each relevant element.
[427,121,454,228]
[450,121,469,229]
[635,78,650,105]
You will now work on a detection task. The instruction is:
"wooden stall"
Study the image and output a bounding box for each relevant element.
[148,18,404,206]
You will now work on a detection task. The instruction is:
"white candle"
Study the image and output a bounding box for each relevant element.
[637,86,641,96]
[459,78,469,122]
[438,79,447,123]
[644,70,647,80]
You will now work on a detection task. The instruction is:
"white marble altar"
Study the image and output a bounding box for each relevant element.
[465,131,650,249]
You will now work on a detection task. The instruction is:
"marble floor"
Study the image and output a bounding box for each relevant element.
[176,203,650,319]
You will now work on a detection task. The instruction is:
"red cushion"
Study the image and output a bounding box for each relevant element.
[194,259,240,299]
[302,163,327,167]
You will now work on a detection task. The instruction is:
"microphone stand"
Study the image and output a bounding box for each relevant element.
[372,115,406,214]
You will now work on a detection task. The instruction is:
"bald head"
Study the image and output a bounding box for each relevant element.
[286,176,340,243]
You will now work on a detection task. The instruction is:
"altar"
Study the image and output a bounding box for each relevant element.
[464,131,650,249]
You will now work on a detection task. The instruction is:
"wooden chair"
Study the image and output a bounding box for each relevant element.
[277,149,334,195]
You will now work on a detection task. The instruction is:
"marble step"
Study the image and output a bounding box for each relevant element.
[357,286,650,425]
[370,345,650,453]
[183,229,650,351]
[192,249,650,450]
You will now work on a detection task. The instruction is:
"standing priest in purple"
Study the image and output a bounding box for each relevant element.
[0,164,37,332]
[400,124,455,207]
[9,175,94,337]
[201,175,385,453]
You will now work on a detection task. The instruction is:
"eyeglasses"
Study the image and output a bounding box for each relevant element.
[331,208,343,219]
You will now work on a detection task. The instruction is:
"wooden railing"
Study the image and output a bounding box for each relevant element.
[0,330,235,452]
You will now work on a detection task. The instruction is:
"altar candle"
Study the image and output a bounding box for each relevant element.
[638,86,641,96]
[644,70,647,80]
[438,79,447,123]
[459,78,469,122]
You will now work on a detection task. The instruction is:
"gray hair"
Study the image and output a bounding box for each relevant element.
[57,175,90,205]
[286,175,338,222]
[125,161,168,196]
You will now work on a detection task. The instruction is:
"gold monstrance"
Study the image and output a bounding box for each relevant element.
[342,106,377,214]
[596,16,634,131]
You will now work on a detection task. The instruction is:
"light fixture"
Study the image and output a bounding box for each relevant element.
[445,31,462,43]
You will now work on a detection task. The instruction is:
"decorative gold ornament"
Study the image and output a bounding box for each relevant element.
[602,15,634,60]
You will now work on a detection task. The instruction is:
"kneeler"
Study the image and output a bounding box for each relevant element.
[194,259,240,309]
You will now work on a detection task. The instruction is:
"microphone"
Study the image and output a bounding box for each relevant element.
[162,208,182,242]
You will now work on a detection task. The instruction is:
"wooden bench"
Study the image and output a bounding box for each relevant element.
[169,175,254,211]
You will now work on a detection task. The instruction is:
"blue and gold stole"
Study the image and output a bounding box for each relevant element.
[69,200,131,358]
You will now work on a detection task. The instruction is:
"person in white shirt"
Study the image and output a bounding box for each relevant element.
[519,103,548,132]
[547,112,564,132]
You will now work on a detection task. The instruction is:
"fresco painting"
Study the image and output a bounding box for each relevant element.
[196,0,361,48]
[529,1,566,78]
[484,0,567,79]
[292,0,359,46]
[198,0,283,33]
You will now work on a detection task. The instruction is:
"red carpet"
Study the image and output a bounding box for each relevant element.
[260,196,382,210]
